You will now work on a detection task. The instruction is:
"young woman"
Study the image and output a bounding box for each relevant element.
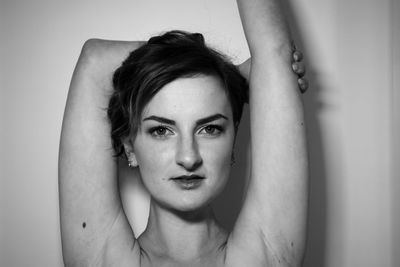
[59,0,309,266]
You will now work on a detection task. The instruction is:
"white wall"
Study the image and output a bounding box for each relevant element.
[391,0,400,264]
[0,0,397,266]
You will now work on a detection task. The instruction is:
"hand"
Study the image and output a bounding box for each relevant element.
[291,49,308,93]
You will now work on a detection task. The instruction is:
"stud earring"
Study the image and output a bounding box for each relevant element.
[128,159,137,168]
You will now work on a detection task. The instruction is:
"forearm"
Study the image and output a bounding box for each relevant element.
[237,0,292,56]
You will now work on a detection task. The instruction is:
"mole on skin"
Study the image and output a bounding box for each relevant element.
[82,222,86,229]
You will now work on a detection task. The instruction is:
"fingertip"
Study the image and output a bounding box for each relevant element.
[298,78,309,93]
[293,50,303,62]
[292,62,299,72]
[292,62,306,77]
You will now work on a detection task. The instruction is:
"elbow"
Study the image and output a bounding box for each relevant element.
[250,40,293,63]
[78,38,109,67]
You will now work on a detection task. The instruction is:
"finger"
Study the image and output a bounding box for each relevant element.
[293,50,303,62]
[298,78,309,93]
[292,62,306,77]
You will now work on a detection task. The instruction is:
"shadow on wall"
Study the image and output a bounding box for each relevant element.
[301,68,328,266]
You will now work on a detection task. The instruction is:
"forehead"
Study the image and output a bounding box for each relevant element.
[141,75,232,120]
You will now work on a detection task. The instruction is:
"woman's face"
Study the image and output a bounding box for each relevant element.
[132,75,235,212]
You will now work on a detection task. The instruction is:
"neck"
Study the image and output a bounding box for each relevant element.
[138,199,227,261]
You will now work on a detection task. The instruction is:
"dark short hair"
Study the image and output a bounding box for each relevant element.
[108,30,248,157]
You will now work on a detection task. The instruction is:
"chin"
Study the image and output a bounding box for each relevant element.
[160,193,216,215]
[174,197,211,212]
[149,178,229,214]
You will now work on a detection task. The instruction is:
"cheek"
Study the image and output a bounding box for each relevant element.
[201,141,232,199]
[201,136,234,173]
[135,140,171,179]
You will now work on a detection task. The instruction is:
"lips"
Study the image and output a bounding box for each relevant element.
[171,174,205,181]
[170,174,205,190]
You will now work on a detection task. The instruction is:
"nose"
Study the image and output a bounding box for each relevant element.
[175,135,202,171]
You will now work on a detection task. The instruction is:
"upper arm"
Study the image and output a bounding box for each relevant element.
[59,39,143,266]
[226,1,308,266]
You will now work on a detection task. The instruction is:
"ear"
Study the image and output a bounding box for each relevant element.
[122,138,138,168]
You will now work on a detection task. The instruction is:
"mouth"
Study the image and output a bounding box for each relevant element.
[171,174,205,181]
[170,175,205,190]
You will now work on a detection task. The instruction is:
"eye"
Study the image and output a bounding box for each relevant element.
[199,125,223,136]
[149,126,173,138]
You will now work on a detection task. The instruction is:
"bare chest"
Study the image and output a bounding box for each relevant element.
[139,249,227,267]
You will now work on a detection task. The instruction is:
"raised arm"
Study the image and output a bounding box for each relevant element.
[59,39,143,266]
[228,0,308,266]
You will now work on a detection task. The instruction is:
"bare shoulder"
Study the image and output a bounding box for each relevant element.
[223,184,303,267]
[224,222,295,267]
[223,195,272,267]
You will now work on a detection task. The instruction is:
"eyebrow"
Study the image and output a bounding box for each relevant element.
[142,114,228,126]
